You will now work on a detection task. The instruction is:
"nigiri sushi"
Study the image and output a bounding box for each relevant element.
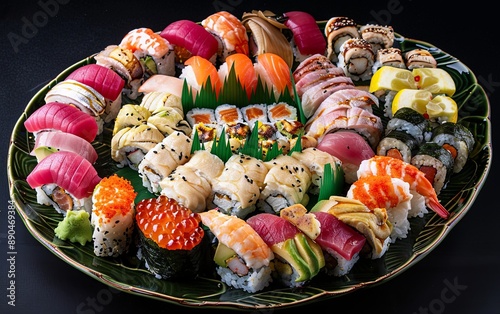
[201,11,249,62]
[347,175,413,242]
[91,174,137,257]
[135,195,209,279]
[179,55,222,97]
[26,151,101,215]
[199,209,274,293]
[31,131,98,164]
[246,213,325,288]
[218,53,258,99]
[281,11,327,61]
[253,53,293,101]
[66,63,125,102]
[160,19,219,64]
[24,102,99,143]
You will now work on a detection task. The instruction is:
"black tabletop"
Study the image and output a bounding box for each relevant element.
[1,1,498,313]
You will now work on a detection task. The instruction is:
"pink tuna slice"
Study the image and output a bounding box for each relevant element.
[160,20,218,61]
[284,11,326,56]
[66,64,125,101]
[24,102,98,142]
[246,213,299,246]
[312,211,366,261]
[32,131,98,164]
[26,151,101,199]
[316,130,375,167]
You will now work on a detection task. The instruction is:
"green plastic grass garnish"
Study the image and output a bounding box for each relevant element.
[318,163,345,201]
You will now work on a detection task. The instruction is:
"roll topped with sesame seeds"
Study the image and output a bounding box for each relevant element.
[91,174,137,257]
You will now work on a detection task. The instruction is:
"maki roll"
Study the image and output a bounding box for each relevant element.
[337,38,375,81]
[246,213,325,288]
[138,131,192,194]
[372,47,406,72]
[404,48,437,69]
[431,122,475,173]
[258,155,312,214]
[376,129,419,163]
[111,123,165,169]
[359,24,395,55]
[211,153,268,218]
[135,195,209,279]
[112,104,151,135]
[91,174,137,257]
[199,209,274,293]
[324,16,359,62]
[411,142,454,195]
[385,107,431,145]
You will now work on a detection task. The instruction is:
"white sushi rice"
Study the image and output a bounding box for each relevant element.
[217,266,273,293]
[324,247,360,277]
[37,184,92,216]
[432,133,470,173]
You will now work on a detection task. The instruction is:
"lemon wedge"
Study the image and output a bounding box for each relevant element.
[369,66,417,94]
[426,95,458,123]
[412,68,456,96]
[391,89,433,116]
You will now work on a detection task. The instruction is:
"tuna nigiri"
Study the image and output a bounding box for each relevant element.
[26,151,101,215]
[281,11,327,61]
[65,64,125,101]
[160,20,218,64]
[24,102,99,143]
[31,131,98,164]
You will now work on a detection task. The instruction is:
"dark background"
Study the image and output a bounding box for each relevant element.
[1,1,497,313]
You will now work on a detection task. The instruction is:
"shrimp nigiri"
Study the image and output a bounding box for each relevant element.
[218,53,257,99]
[201,11,249,61]
[254,52,293,100]
[357,155,450,219]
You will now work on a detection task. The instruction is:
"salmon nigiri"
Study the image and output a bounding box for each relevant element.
[254,53,293,100]
[180,55,222,97]
[218,53,257,99]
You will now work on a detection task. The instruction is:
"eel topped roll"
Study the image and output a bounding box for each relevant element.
[135,196,210,279]
[324,16,359,62]
[91,174,137,257]
[200,209,274,293]
[337,38,375,81]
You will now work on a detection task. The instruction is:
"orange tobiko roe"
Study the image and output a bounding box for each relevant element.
[135,195,204,250]
[93,174,137,221]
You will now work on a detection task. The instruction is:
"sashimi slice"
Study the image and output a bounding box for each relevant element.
[24,102,98,142]
[31,131,98,163]
[26,151,101,199]
[66,64,125,101]
[317,130,375,183]
[138,74,185,98]
[313,211,366,261]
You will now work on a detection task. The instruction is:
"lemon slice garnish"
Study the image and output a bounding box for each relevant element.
[426,95,458,123]
[369,66,417,94]
[412,68,456,96]
[391,89,433,116]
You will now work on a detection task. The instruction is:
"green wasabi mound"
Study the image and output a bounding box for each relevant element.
[54,210,93,246]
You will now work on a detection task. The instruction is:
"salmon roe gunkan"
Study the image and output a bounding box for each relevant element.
[135,195,204,250]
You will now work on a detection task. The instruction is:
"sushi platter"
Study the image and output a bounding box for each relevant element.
[7,10,491,310]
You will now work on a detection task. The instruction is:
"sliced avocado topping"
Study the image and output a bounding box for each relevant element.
[294,233,325,277]
[33,146,59,161]
[213,242,237,267]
